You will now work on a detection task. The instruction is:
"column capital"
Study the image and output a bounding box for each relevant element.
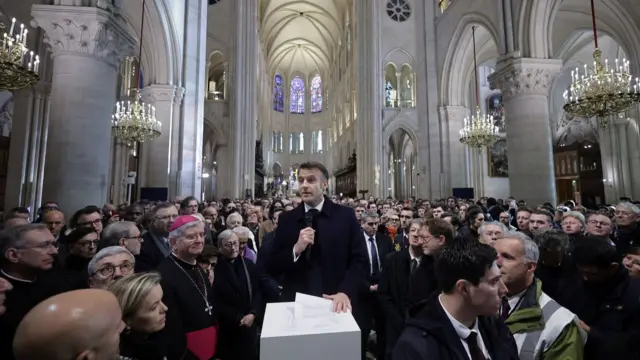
[140,84,178,103]
[174,87,185,105]
[488,57,562,101]
[31,5,135,68]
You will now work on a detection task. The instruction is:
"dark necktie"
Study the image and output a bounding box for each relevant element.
[465,331,487,360]
[410,258,418,274]
[500,297,511,321]
[368,237,380,277]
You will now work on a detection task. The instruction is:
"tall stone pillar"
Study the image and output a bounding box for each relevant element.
[32,5,134,214]
[4,83,50,216]
[355,0,383,198]
[229,0,257,198]
[141,85,178,190]
[489,57,562,206]
[600,118,634,202]
[626,118,640,199]
[439,106,470,193]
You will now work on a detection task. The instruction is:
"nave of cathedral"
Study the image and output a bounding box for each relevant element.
[0,0,639,360]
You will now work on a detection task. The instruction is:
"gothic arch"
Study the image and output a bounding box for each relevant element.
[383,119,418,154]
[522,0,640,66]
[383,48,416,68]
[440,14,500,106]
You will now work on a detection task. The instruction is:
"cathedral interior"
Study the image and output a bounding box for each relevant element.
[1,0,640,211]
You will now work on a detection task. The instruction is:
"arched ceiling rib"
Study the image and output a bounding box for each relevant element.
[261,0,342,75]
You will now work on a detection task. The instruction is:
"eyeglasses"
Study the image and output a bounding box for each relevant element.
[76,240,98,248]
[125,236,143,242]
[588,219,611,227]
[92,262,134,278]
[78,219,101,227]
[222,241,239,249]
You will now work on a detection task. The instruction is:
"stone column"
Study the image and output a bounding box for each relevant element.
[32,5,134,214]
[173,0,207,199]
[168,88,185,199]
[489,57,562,206]
[626,118,640,199]
[141,85,177,191]
[439,106,470,193]
[5,89,33,212]
[616,119,632,197]
[229,0,257,198]
[355,0,384,198]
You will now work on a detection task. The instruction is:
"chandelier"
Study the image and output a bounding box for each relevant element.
[111,0,161,144]
[460,107,500,148]
[112,91,160,144]
[562,0,640,126]
[459,26,500,148]
[0,18,40,91]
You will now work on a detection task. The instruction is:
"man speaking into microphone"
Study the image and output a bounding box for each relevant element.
[267,161,368,312]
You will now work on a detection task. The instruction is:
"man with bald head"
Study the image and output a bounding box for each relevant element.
[13,289,124,360]
[42,210,65,241]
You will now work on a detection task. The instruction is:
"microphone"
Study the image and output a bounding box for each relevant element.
[304,210,318,260]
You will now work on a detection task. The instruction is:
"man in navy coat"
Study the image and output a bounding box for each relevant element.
[267,161,368,312]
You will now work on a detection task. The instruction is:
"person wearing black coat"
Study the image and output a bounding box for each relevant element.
[393,240,519,360]
[266,162,368,311]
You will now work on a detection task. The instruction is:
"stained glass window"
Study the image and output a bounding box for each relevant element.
[311,74,323,113]
[290,76,305,114]
[273,73,284,112]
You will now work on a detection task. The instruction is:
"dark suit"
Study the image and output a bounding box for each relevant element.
[378,249,414,358]
[393,298,519,360]
[256,230,282,303]
[393,231,409,251]
[266,196,369,303]
[213,256,263,360]
[136,231,170,272]
[357,231,394,360]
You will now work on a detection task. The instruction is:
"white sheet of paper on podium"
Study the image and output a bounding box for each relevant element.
[260,293,361,360]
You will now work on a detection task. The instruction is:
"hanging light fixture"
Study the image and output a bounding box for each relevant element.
[459,26,500,148]
[0,17,40,91]
[562,0,640,127]
[111,0,160,144]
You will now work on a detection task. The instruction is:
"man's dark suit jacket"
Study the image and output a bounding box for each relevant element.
[266,197,369,302]
[378,249,414,353]
[256,230,282,303]
[135,231,170,272]
[362,231,394,290]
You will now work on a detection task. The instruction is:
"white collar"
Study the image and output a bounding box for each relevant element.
[1,269,35,283]
[438,294,480,340]
[304,198,325,212]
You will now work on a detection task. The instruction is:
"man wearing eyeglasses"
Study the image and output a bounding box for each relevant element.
[87,246,135,289]
[0,223,77,360]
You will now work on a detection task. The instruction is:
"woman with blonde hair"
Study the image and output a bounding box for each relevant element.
[109,272,168,360]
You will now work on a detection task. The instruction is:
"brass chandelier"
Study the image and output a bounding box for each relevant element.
[0,18,40,91]
[562,0,640,127]
[459,26,500,149]
[111,0,160,144]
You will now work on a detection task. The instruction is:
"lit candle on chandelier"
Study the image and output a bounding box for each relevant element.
[9,18,15,36]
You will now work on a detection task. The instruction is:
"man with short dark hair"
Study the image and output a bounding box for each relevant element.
[267,161,368,312]
[394,207,414,250]
[393,240,518,360]
[529,210,554,235]
[135,202,178,272]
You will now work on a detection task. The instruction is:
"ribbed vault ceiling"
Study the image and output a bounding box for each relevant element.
[261,0,342,75]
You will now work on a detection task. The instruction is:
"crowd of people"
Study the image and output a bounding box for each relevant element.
[0,160,639,360]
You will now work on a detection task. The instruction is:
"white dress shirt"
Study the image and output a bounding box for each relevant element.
[364,232,381,274]
[293,198,325,262]
[439,295,491,359]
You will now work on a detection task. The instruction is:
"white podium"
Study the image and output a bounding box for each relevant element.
[260,293,361,360]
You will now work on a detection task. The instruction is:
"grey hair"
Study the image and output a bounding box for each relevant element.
[0,223,49,254]
[88,246,134,276]
[168,218,203,239]
[478,221,508,236]
[617,201,640,215]
[217,229,236,245]
[100,221,138,248]
[562,211,585,226]
[410,218,424,228]
[226,213,243,225]
[361,211,379,223]
[232,226,251,237]
[500,231,539,263]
